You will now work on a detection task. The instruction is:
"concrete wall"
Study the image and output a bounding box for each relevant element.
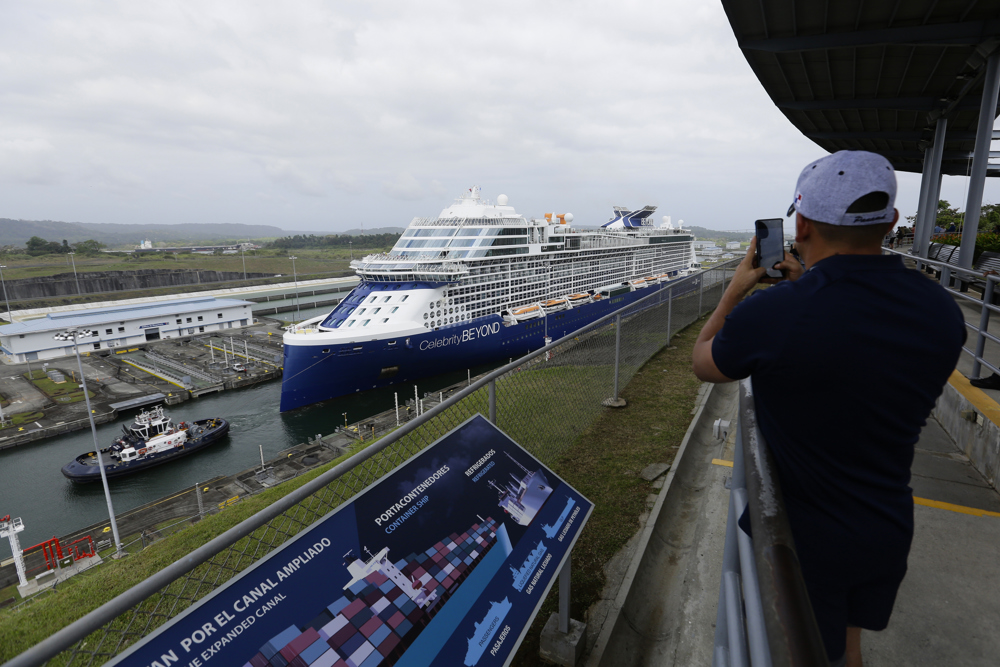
[933,382,999,489]
[1,270,274,300]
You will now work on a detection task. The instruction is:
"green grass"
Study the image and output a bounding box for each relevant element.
[28,375,93,403]
[0,318,710,665]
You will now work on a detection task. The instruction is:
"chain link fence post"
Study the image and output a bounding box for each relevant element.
[488,379,497,425]
[698,274,705,316]
[667,287,673,342]
[613,313,622,401]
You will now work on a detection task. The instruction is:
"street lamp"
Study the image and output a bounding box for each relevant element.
[349,241,353,261]
[240,243,247,281]
[53,328,123,558]
[67,252,81,295]
[288,256,300,321]
[0,265,11,324]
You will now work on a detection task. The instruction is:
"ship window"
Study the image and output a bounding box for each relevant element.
[357,308,366,315]
[369,297,377,303]
[382,296,391,302]
[347,320,356,327]
[382,318,389,323]
[372,308,380,314]
[401,295,409,302]
[423,313,428,320]
[391,307,399,313]
[362,319,371,326]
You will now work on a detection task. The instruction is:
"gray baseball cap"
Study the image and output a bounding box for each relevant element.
[786,150,897,226]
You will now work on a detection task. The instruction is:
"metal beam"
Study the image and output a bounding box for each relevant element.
[806,130,979,141]
[741,21,1000,53]
[777,97,982,111]
[959,51,1000,270]
[918,119,948,260]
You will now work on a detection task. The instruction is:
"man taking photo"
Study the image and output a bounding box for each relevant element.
[692,150,965,666]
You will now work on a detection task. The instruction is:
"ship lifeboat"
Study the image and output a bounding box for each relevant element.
[511,304,543,321]
[654,273,671,283]
[566,293,592,306]
[629,279,648,289]
[539,299,570,313]
[643,276,658,285]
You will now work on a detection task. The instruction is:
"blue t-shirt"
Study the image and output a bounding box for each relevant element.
[713,254,965,571]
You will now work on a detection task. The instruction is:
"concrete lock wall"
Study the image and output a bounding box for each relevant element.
[934,383,1000,490]
[1,270,275,300]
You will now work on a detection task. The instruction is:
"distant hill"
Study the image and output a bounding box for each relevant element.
[0,219,303,248]
[685,225,755,242]
[339,227,406,236]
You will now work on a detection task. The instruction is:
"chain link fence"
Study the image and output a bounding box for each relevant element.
[7,259,738,667]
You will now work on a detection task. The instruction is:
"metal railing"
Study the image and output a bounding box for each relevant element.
[3,259,739,667]
[714,379,827,667]
[885,247,1000,379]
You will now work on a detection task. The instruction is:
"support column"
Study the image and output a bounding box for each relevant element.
[914,144,935,259]
[958,51,1000,270]
[917,118,949,261]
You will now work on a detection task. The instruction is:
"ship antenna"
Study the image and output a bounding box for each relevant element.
[504,451,531,475]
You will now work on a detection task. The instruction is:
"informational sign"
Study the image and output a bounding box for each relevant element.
[110,414,593,667]
[139,322,169,329]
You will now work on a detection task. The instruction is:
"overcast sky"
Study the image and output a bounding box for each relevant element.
[2,1,999,233]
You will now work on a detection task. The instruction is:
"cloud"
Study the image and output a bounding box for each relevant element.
[382,173,426,201]
[0,1,997,230]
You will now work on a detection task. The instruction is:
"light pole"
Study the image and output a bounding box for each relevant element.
[0,265,11,324]
[53,328,123,558]
[240,243,247,281]
[349,241,353,261]
[288,256,300,321]
[67,252,81,295]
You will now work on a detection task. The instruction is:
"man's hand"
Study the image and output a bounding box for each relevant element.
[727,240,768,297]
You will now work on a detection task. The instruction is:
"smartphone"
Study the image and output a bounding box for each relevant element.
[754,218,785,279]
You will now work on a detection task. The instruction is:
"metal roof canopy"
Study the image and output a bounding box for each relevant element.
[722,0,1000,177]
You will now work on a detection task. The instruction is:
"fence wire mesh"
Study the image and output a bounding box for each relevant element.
[9,260,738,667]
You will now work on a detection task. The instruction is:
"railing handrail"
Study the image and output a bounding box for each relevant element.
[6,259,741,667]
[738,379,827,666]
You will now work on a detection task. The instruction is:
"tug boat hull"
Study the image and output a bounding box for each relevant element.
[60,417,230,483]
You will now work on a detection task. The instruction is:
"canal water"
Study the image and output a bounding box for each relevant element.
[0,364,494,555]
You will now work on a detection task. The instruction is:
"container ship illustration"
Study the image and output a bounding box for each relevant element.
[280,186,700,411]
[246,518,499,667]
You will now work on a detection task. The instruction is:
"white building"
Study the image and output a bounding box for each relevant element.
[693,241,719,250]
[0,296,254,363]
[726,242,742,250]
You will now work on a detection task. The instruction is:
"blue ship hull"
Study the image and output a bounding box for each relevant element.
[279,278,697,412]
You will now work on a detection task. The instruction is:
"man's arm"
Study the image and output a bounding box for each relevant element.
[692,242,803,382]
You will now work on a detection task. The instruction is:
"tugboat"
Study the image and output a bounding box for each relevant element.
[60,405,229,483]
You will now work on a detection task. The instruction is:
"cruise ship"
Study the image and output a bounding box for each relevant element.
[280,187,698,412]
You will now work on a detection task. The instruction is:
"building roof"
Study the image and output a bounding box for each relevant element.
[0,296,253,336]
[722,0,1000,176]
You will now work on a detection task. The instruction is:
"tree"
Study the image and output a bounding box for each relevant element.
[72,239,105,255]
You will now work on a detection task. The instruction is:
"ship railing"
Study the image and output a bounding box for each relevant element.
[713,378,827,666]
[6,259,741,667]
